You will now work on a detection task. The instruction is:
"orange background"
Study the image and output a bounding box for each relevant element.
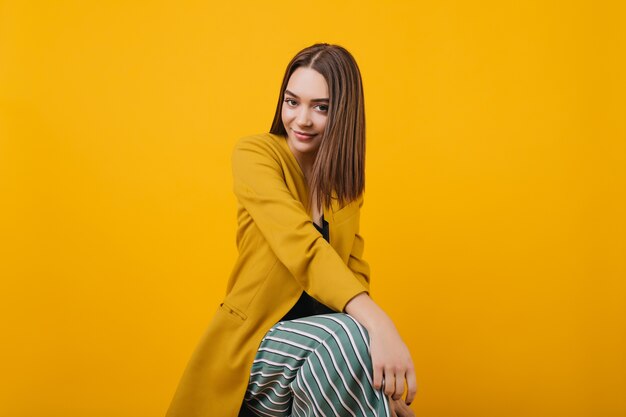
[1,1,624,416]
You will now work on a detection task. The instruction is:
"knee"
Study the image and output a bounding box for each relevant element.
[321,313,370,346]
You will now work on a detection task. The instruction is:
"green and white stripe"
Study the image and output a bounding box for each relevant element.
[243,313,390,417]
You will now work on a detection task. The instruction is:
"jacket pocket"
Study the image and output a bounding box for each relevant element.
[219,301,248,322]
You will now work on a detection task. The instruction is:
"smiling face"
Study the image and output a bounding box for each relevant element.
[281,66,330,171]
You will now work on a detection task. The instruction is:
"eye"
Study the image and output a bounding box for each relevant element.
[284,98,297,106]
[316,104,329,112]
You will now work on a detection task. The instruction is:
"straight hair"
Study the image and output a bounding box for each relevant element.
[269,43,366,214]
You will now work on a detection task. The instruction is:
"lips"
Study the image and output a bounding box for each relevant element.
[293,129,317,141]
[293,129,316,137]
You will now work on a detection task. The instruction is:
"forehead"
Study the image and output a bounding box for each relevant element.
[286,67,328,98]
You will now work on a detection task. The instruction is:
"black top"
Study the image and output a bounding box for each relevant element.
[278,214,337,322]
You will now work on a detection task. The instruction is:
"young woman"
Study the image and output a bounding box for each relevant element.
[165,43,416,417]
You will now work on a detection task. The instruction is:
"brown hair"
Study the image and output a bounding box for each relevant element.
[269,43,366,214]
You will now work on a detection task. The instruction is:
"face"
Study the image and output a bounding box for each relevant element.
[281,67,329,163]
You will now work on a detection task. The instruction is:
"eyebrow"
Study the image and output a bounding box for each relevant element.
[285,89,329,103]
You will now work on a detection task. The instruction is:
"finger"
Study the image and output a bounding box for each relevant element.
[393,370,406,401]
[373,362,384,390]
[388,395,398,417]
[405,366,418,405]
[383,368,395,397]
[394,401,406,417]
[396,401,415,417]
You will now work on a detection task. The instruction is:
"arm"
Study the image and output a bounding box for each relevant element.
[347,232,370,292]
[344,199,417,406]
[345,293,418,406]
[231,135,368,313]
[346,193,371,292]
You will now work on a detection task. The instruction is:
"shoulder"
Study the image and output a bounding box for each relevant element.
[232,132,283,158]
[231,133,291,178]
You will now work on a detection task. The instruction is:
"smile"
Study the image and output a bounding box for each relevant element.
[293,129,317,140]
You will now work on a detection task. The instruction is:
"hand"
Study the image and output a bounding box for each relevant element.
[344,293,417,405]
[388,395,415,417]
[369,319,417,403]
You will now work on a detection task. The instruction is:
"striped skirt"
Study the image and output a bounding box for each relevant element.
[241,313,390,417]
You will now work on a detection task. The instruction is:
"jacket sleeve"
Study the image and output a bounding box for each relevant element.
[231,135,369,313]
[347,231,371,293]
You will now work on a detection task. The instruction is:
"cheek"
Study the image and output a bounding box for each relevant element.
[314,114,328,129]
[281,107,294,123]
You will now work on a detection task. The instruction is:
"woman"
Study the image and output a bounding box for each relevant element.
[165,43,416,417]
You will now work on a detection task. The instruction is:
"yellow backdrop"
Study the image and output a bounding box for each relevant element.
[1,1,624,416]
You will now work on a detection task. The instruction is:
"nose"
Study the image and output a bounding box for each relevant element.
[296,107,312,127]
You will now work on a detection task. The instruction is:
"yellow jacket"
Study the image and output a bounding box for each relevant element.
[165,132,371,417]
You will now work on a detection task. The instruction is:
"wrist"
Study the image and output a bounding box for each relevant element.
[344,292,394,332]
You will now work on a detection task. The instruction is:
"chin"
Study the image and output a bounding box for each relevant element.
[291,141,314,153]
[292,136,320,151]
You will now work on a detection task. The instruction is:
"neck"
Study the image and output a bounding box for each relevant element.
[287,140,317,180]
